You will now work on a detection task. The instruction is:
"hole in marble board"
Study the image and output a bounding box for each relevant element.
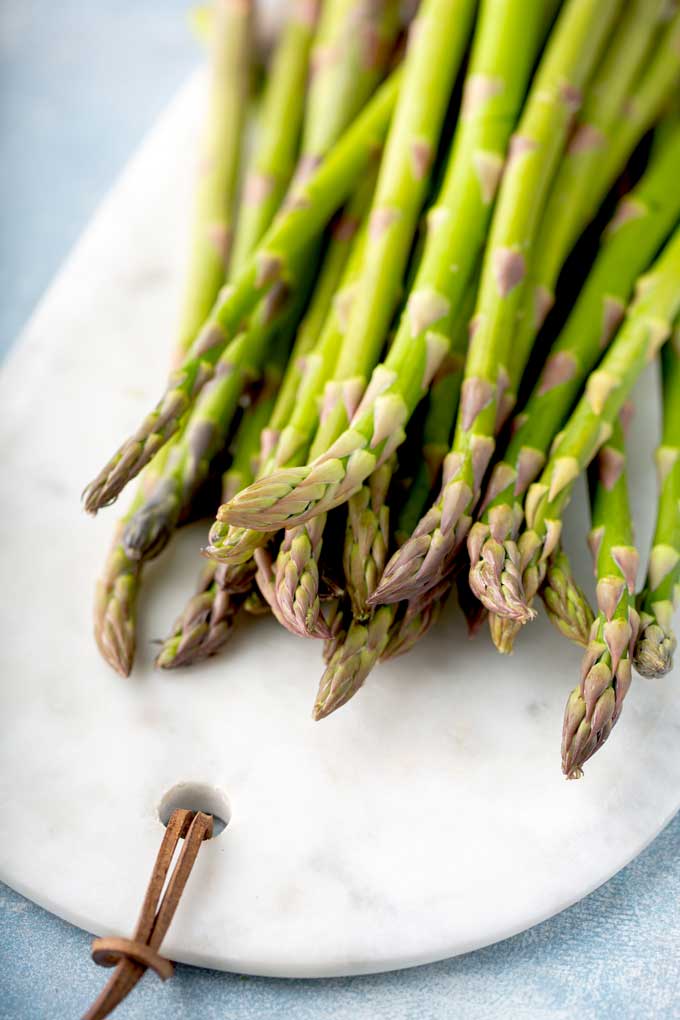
[158,782,231,839]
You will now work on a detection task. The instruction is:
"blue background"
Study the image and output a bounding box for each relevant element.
[0,2,678,1017]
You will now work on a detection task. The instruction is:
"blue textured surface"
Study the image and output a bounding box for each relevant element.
[0,3,679,1018]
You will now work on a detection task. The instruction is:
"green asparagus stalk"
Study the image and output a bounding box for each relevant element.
[506,0,670,394]
[314,606,394,720]
[220,0,553,539]
[603,9,680,188]
[228,1,319,276]
[469,126,680,622]
[94,479,155,676]
[490,227,680,634]
[176,0,253,351]
[633,331,680,677]
[341,271,479,620]
[204,126,379,577]
[93,0,253,674]
[154,3,327,663]
[342,455,395,619]
[202,0,401,612]
[224,0,475,634]
[562,418,640,779]
[156,345,286,668]
[312,296,474,712]
[265,0,400,399]
[121,256,313,564]
[82,68,402,512]
[370,0,623,606]
[157,2,397,660]
[540,547,596,648]
[299,0,401,176]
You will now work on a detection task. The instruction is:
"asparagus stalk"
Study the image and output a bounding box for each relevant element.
[603,9,680,188]
[299,0,401,175]
[370,0,624,606]
[342,454,395,619]
[633,331,680,677]
[82,68,402,512]
[232,0,475,634]
[204,122,379,576]
[312,294,474,713]
[469,126,680,622]
[489,227,680,634]
[157,0,396,661]
[562,418,640,779]
[156,345,286,668]
[228,0,319,276]
[154,3,330,662]
[176,0,253,351]
[341,269,479,620]
[220,0,553,537]
[541,547,596,648]
[121,256,313,564]
[93,0,253,675]
[314,605,394,720]
[505,0,670,393]
[203,0,401,612]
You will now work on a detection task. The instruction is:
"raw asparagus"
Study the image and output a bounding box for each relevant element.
[93,0,253,674]
[562,418,640,779]
[541,547,595,648]
[219,0,554,537]
[634,331,680,677]
[82,68,402,512]
[372,0,623,606]
[257,0,477,635]
[228,0,319,276]
[507,0,668,395]
[492,226,680,631]
[469,127,680,624]
[312,297,474,714]
[176,0,253,351]
[156,342,288,668]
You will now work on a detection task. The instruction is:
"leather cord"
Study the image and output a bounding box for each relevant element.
[82,808,213,1020]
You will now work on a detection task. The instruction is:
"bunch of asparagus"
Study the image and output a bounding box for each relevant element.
[86,0,680,779]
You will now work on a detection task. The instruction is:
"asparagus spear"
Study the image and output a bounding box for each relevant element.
[82,68,402,512]
[312,294,474,715]
[603,8,680,188]
[488,227,680,634]
[156,343,287,668]
[341,269,479,620]
[299,0,401,179]
[161,3,398,641]
[157,1,397,662]
[370,0,624,606]
[634,331,680,677]
[342,455,395,619]
[176,0,253,350]
[205,175,374,568]
[93,0,253,675]
[505,0,670,397]
[228,0,319,276]
[220,0,555,537]
[469,126,680,622]
[314,605,394,720]
[208,0,400,581]
[121,258,312,564]
[540,547,595,648]
[562,418,640,779]
[244,0,476,634]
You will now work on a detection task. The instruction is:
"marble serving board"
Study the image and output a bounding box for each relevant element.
[0,72,679,979]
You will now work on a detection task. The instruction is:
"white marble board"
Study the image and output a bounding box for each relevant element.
[0,73,679,978]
